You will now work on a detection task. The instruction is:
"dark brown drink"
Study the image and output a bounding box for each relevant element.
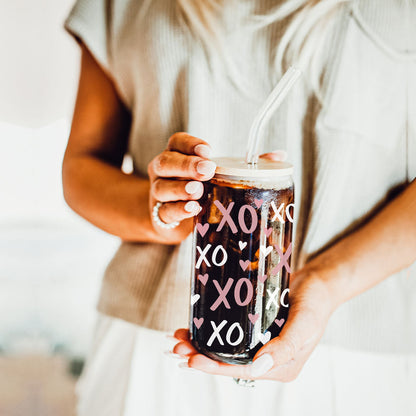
[189,158,294,364]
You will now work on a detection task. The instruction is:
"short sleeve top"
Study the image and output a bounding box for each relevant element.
[65,0,416,354]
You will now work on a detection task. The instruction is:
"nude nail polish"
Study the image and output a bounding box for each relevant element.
[185,201,200,213]
[194,144,211,159]
[164,350,183,359]
[250,354,274,377]
[185,181,202,195]
[196,160,216,177]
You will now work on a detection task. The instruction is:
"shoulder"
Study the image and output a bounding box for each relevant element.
[108,0,192,103]
[65,0,191,106]
[65,0,186,66]
[107,0,189,41]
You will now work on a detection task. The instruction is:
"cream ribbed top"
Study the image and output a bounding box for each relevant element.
[65,0,416,354]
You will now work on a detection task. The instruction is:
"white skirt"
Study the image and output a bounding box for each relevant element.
[76,314,416,416]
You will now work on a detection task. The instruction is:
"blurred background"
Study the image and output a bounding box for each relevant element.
[0,1,119,414]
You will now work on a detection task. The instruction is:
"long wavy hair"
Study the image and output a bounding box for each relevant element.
[177,0,351,97]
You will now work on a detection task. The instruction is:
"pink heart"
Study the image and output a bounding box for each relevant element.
[239,260,251,271]
[258,274,268,283]
[198,273,209,286]
[196,223,209,237]
[254,199,263,208]
[275,318,285,327]
[193,317,204,329]
[248,313,259,324]
[264,227,273,237]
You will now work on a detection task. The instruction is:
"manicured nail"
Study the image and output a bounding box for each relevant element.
[185,181,202,195]
[194,144,211,159]
[178,362,199,373]
[197,160,216,177]
[185,201,200,213]
[165,334,178,342]
[250,354,274,377]
[271,150,287,161]
[164,350,183,359]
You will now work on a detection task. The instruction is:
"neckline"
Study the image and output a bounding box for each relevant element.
[352,2,416,62]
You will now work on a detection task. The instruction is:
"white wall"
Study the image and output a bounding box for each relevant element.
[0,1,118,356]
[0,0,79,127]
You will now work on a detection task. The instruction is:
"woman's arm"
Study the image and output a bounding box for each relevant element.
[62,44,154,242]
[309,178,416,308]
[172,179,416,380]
[63,45,215,244]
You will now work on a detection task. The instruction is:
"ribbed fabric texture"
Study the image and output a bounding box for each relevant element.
[65,0,416,353]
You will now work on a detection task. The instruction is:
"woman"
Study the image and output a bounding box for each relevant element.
[63,0,416,415]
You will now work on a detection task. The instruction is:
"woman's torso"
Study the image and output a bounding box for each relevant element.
[66,0,416,353]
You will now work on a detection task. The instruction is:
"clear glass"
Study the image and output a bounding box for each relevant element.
[189,173,294,372]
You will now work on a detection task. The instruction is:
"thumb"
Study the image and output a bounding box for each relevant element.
[259,149,288,162]
[249,311,313,378]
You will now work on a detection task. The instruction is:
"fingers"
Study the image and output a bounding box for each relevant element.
[152,179,204,202]
[187,354,259,379]
[158,200,201,224]
[169,329,309,382]
[252,328,302,373]
[150,151,216,180]
[183,339,309,381]
[250,307,322,379]
[170,333,262,379]
[248,339,298,379]
[173,341,198,357]
[147,133,214,232]
[171,338,304,381]
[261,345,312,382]
[170,335,253,378]
[170,331,250,377]
[167,132,211,158]
[173,328,190,341]
[188,356,242,378]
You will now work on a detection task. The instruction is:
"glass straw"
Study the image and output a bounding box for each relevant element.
[246,66,302,165]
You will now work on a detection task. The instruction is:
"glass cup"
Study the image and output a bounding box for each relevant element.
[189,157,294,367]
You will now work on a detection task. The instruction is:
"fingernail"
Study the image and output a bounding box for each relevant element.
[178,361,189,368]
[178,362,199,373]
[272,150,288,161]
[185,201,200,213]
[164,350,183,359]
[197,160,216,177]
[194,144,211,159]
[185,181,203,195]
[250,354,274,377]
[165,334,178,342]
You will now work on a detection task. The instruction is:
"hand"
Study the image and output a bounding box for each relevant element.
[171,268,337,382]
[148,132,216,243]
[148,131,288,244]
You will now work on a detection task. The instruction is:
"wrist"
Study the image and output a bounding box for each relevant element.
[298,253,350,313]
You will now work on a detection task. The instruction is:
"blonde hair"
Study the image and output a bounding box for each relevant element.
[177,0,351,99]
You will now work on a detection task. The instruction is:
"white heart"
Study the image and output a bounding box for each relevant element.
[259,331,271,345]
[239,241,247,250]
[191,294,200,305]
[260,245,273,257]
